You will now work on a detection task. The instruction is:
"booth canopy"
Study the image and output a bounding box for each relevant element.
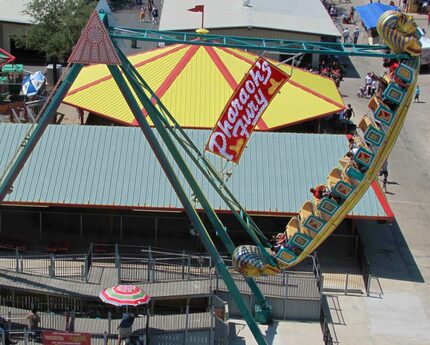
[64,44,345,130]
[0,49,16,68]
[355,3,398,30]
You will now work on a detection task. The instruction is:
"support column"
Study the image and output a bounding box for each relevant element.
[39,212,43,238]
[108,65,268,345]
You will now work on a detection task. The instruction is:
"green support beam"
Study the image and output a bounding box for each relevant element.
[115,47,273,313]
[110,27,410,59]
[108,64,269,345]
[114,46,271,251]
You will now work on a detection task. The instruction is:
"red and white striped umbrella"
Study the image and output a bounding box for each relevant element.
[99,285,150,306]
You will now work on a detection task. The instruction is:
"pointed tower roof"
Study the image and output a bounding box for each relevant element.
[68,10,120,65]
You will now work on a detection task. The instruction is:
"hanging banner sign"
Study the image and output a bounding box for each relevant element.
[205,57,290,163]
[43,331,91,345]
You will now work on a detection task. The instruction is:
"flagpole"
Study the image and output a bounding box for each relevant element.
[201,9,204,28]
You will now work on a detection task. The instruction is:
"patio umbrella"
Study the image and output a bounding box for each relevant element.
[100,285,151,340]
[99,284,150,307]
[21,71,46,97]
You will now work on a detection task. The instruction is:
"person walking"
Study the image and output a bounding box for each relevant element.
[414,85,420,102]
[117,313,135,345]
[353,27,360,44]
[342,28,350,43]
[139,5,145,23]
[344,104,355,121]
[26,308,40,341]
[379,160,388,192]
[151,6,159,24]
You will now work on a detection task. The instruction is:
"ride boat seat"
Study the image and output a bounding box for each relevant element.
[368,95,380,112]
[299,201,314,223]
[394,63,415,85]
[314,204,332,222]
[285,216,300,240]
[353,133,368,150]
[358,116,385,148]
[327,168,345,188]
[357,115,374,133]
[327,168,355,199]
[340,160,364,186]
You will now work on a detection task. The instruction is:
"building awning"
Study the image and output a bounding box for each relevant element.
[355,3,398,30]
[64,44,345,130]
[0,125,392,220]
[0,49,15,68]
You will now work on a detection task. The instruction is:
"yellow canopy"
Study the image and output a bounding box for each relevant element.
[64,44,345,130]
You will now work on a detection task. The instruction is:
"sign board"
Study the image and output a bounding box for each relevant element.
[205,58,289,163]
[43,331,91,345]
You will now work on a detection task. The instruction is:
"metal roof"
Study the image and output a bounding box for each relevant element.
[0,0,31,24]
[0,124,391,219]
[64,44,344,129]
[159,0,340,37]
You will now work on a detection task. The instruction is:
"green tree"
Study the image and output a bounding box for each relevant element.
[15,0,96,81]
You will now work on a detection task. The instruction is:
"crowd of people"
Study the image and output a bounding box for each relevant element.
[301,58,345,87]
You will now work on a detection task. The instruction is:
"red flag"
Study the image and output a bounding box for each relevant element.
[188,5,204,12]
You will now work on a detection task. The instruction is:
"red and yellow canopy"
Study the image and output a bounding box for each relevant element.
[64,44,344,130]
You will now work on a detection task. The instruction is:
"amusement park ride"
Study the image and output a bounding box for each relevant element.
[0,3,422,344]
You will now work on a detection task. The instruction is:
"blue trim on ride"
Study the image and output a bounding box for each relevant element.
[383,82,405,105]
[303,214,326,234]
[332,180,355,199]
[345,166,365,182]
[395,63,415,84]
[364,126,385,147]
[374,104,396,126]
[318,197,339,216]
[354,146,375,168]
[290,232,312,250]
[275,247,298,265]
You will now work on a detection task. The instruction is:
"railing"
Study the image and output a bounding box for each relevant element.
[0,306,225,345]
[0,247,86,280]
[0,244,322,300]
[320,310,334,345]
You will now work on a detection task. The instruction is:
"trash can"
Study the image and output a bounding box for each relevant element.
[46,64,63,85]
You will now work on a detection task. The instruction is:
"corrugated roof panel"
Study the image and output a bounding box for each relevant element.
[0,125,387,218]
[159,0,340,37]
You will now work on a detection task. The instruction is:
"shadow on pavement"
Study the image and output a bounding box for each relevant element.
[356,219,424,283]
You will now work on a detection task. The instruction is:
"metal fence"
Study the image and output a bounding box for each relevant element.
[356,232,383,297]
[0,247,85,280]
[320,309,334,345]
[0,306,226,345]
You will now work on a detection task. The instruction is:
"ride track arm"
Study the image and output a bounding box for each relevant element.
[109,27,409,59]
[112,45,271,249]
[0,63,83,203]
[108,64,269,345]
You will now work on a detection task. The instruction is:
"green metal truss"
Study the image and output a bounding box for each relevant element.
[110,26,410,59]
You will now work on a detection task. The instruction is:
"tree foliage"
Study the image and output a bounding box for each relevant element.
[15,0,96,62]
